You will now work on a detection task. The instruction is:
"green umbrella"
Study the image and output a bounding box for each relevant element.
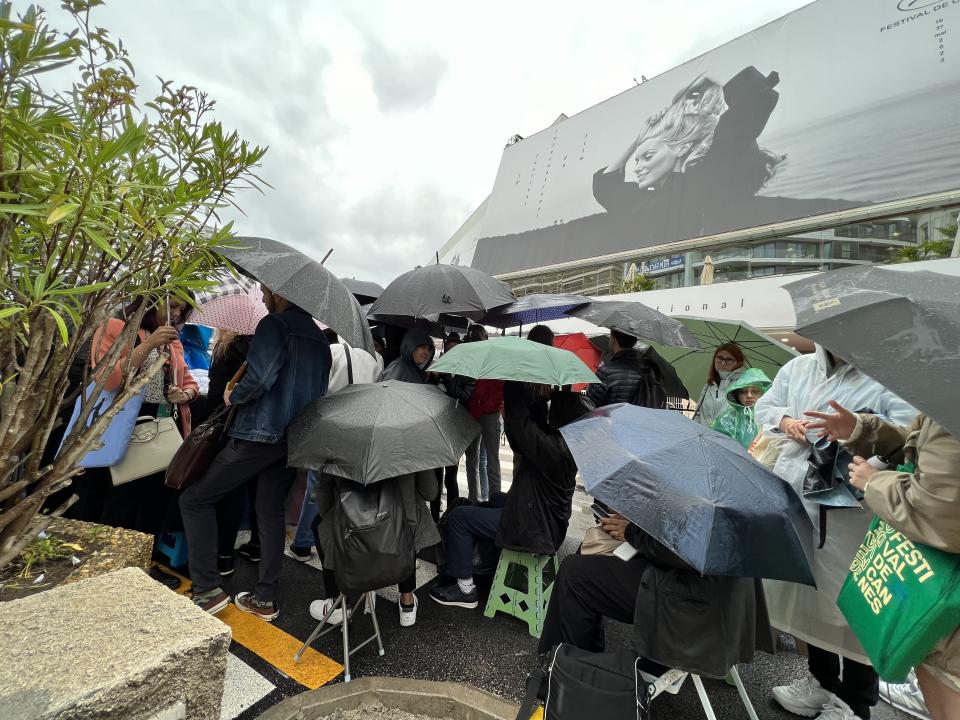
[647,316,798,400]
[430,336,599,386]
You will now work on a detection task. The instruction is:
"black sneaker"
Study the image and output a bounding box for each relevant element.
[217,554,235,576]
[149,566,182,590]
[285,544,314,562]
[192,589,230,615]
[234,591,279,621]
[237,542,261,562]
[429,582,479,609]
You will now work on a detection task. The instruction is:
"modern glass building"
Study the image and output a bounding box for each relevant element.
[499,208,958,297]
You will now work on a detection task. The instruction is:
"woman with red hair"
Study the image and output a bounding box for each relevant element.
[693,342,745,427]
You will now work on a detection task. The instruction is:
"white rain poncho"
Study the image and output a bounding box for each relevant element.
[754,346,916,663]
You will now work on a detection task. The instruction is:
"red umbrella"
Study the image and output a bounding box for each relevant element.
[553,333,603,392]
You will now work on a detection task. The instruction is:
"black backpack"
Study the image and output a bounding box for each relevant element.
[630,361,667,410]
[518,645,657,720]
[332,478,415,595]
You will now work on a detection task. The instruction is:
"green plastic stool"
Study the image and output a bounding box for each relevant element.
[483,549,558,638]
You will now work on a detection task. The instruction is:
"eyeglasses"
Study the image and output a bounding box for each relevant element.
[715,355,738,365]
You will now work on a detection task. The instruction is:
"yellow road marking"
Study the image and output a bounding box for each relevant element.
[159,564,343,689]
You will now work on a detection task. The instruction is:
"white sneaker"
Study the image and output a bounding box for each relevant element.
[308,598,343,626]
[879,670,930,719]
[816,695,856,720]
[398,596,418,627]
[771,674,832,717]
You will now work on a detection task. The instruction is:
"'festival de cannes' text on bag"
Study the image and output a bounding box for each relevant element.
[837,515,960,681]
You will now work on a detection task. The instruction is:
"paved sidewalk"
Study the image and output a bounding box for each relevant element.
[188,442,911,720]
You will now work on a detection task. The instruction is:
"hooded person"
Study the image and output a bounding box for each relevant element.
[381,327,435,383]
[754,345,916,720]
[429,384,592,610]
[711,367,772,448]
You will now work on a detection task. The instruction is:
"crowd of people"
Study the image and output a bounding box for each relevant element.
[55,284,958,720]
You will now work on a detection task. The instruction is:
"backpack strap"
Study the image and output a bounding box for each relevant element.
[516,669,546,720]
[344,343,354,385]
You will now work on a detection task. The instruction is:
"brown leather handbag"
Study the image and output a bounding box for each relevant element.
[164,363,245,490]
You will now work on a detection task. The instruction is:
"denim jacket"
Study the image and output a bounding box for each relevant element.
[229,307,331,444]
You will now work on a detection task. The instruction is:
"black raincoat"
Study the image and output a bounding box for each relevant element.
[627,526,774,678]
[495,383,590,555]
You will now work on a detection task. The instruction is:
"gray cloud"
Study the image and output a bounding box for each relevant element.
[360,35,448,113]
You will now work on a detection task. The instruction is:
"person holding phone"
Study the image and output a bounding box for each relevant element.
[538,511,772,680]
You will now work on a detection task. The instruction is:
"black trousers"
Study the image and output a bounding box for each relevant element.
[180,438,293,600]
[538,553,647,654]
[215,479,259,555]
[310,514,416,599]
[430,465,460,522]
[808,644,879,719]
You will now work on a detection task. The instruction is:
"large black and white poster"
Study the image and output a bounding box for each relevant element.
[448,0,960,275]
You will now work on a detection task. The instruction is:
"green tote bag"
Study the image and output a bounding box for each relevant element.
[837,515,960,682]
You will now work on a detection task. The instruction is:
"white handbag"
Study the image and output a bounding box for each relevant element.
[110,416,183,486]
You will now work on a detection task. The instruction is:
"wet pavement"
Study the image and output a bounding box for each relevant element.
[186,444,912,720]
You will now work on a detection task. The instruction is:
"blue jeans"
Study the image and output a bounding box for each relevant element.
[478,446,488,501]
[292,470,319,548]
[444,491,508,579]
[466,413,501,501]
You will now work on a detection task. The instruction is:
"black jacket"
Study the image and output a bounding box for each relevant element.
[626,525,774,678]
[207,335,252,414]
[495,383,587,555]
[586,349,665,408]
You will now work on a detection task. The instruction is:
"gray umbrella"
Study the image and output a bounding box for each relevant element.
[288,381,480,484]
[482,292,590,329]
[785,260,960,437]
[367,264,515,324]
[341,277,384,305]
[561,404,815,584]
[569,300,699,348]
[217,237,374,354]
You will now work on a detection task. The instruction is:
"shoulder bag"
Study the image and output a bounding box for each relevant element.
[111,415,183,485]
[164,362,246,491]
[837,512,960,682]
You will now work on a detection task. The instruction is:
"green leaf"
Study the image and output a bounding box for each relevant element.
[0,306,25,320]
[42,306,70,345]
[0,203,48,217]
[0,18,33,30]
[45,203,80,225]
[83,227,121,260]
[54,282,112,296]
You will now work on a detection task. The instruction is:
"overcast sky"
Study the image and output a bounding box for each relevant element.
[45,1,809,286]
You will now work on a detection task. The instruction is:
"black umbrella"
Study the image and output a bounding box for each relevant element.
[217,237,375,354]
[367,264,515,324]
[288,381,480,484]
[569,300,699,348]
[341,277,384,305]
[482,293,591,329]
[785,261,960,437]
[560,404,816,585]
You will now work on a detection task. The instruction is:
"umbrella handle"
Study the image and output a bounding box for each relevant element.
[227,362,247,391]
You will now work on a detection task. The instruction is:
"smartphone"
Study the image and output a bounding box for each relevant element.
[590,502,610,521]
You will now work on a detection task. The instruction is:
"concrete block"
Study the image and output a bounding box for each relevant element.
[257,677,520,720]
[0,567,231,720]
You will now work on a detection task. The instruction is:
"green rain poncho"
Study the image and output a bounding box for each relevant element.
[710,367,772,448]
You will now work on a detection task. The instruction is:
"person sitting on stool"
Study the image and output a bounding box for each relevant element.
[429,382,591,609]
